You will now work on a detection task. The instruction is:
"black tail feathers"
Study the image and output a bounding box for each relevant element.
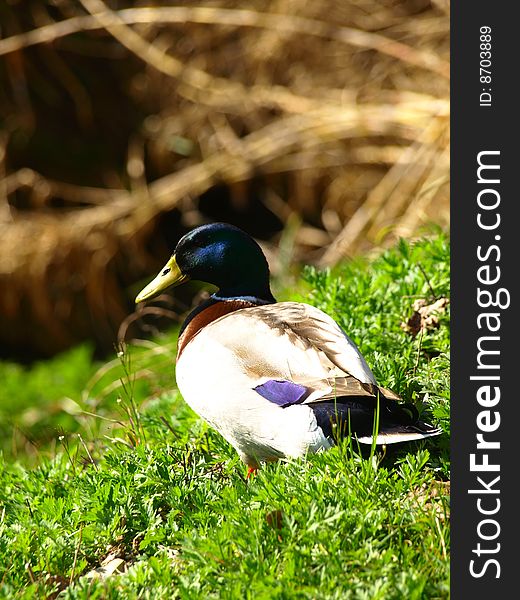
[309,385,441,445]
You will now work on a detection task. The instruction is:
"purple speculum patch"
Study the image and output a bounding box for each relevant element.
[254,380,308,407]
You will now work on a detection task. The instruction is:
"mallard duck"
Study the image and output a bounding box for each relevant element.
[135,223,440,471]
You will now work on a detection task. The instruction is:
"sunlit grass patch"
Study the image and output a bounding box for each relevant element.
[0,233,450,598]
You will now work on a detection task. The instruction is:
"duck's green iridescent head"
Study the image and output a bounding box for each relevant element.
[135,223,275,304]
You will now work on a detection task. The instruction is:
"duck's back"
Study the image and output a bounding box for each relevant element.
[178,301,377,386]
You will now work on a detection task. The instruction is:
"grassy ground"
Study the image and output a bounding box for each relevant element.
[0,231,450,599]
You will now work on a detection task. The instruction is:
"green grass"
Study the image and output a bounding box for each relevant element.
[0,231,450,599]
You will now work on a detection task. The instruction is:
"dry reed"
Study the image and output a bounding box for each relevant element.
[0,0,449,359]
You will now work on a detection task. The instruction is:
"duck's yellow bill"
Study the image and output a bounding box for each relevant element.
[135,255,190,303]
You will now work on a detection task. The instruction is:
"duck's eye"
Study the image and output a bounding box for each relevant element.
[162,268,171,276]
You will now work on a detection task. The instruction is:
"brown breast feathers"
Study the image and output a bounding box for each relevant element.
[177,299,257,359]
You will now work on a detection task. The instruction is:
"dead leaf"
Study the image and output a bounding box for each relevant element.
[401,297,449,337]
[266,509,284,530]
[84,553,127,580]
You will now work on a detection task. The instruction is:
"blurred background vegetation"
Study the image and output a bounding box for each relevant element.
[0,0,449,362]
